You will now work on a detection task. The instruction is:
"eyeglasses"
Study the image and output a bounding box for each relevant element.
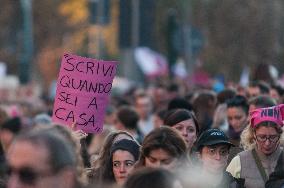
[7,166,53,185]
[206,147,229,157]
[255,134,280,143]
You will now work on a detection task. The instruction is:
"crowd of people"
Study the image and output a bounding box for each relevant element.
[0,78,284,188]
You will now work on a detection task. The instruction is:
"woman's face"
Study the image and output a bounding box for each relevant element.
[227,107,248,132]
[172,119,197,149]
[112,150,136,185]
[200,145,230,174]
[145,148,178,171]
[270,89,281,104]
[254,126,280,155]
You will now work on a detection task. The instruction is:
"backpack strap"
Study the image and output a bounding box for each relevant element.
[273,149,284,172]
[252,149,268,183]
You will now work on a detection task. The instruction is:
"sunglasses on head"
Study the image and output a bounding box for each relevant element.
[7,165,52,185]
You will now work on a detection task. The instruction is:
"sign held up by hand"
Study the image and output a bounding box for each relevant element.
[52,53,117,133]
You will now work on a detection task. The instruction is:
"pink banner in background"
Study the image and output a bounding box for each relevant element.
[52,53,117,133]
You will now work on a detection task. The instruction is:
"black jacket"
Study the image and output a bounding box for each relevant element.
[266,151,284,188]
[218,171,245,188]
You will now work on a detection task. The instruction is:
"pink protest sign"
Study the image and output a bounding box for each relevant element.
[52,53,117,133]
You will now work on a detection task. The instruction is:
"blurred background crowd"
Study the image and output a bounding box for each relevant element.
[1,1,284,188]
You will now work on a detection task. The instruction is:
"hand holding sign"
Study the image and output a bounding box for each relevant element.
[71,121,88,141]
[52,53,117,133]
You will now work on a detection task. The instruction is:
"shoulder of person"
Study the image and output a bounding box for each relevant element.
[224,171,245,188]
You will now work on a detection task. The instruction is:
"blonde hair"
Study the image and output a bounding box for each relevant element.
[240,122,284,150]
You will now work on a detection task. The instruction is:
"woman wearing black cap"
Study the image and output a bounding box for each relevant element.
[193,128,244,188]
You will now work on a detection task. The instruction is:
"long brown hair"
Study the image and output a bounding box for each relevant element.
[89,130,136,184]
[136,126,187,168]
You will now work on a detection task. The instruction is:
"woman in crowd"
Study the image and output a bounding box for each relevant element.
[106,139,140,185]
[227,104,284,188]
[226,96,249,163]
[212,88,237,132]
[136,126,187,171]
[163,109,199,154]
[226,95,249,146]
[89,130,138,184]
[187,128,244,188]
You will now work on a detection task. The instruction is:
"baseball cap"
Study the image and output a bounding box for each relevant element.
[196,129,234,150]
[250,104,284,128]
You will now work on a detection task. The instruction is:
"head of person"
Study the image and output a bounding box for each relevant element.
[114,105,139,131]
[134,91,153,120]
[6,130,77,188]
[246,104,284,155]
[226,95,249,133]
[90,131,137,182]
[247,81,270,99]
[270,84,284,104]
[216,88,236,104]
[42,124,88,185]
[152,83,169,110]
[167,97,193,112]
[196,129,234,174]
[192,90,217,133]
[153,109,167,129]
[33,113,52,127]
[163,109,199,150]
[0,117,22,152]
[110,139,140,185]
[137,127,187,171]
[167,82,180,100]
[124,167,182,188]
[248,95,277,112]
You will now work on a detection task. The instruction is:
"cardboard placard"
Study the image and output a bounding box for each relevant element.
[52,53,117,133]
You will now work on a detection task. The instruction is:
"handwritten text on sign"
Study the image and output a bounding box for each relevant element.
[52,53,117,133]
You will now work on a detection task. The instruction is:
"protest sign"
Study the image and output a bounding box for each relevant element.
[52,53,117,133]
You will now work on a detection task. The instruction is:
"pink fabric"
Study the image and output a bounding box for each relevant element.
[250,104,284,128]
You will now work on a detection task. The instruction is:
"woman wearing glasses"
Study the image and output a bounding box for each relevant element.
[227,104,284,188]
[185,128,244,187]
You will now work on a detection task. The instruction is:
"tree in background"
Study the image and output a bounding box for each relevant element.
[1,0,284,89]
